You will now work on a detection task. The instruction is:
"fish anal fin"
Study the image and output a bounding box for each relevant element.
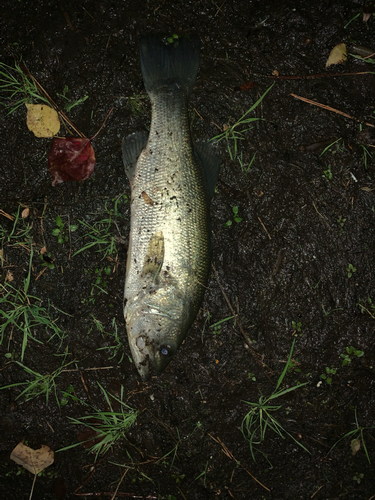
[194,142,221,201]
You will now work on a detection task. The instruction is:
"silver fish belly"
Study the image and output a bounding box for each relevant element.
[122,36,220,380]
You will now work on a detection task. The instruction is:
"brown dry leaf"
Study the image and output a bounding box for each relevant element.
[10,443,54,475]
[351,438,361,456]
[363,13,371,22]
[40,246,47,255]
[142,191,154,206]
[22,207,30,218]
[6,270,14,282]
[26,103,60,138]
[326,43,347,68]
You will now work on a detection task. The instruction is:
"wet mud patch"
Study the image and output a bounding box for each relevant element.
[1,0,375,499]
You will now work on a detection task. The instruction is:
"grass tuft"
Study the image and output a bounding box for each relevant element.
[241,339,310,463]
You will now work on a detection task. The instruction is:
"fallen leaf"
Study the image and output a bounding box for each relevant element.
[326,43,347,68]
[351,437,361,456]
[48,137,96,186]
[10,443,54,475]
[6,270,14,282]
[142,191,154,206]
[40,246,47,255]
[21,207,29,218]
[239,81,257,91]
[26,103,60,138]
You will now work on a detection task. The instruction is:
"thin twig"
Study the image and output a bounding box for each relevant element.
[311,485,323,498]
[269,71,373,80]
[0,209,15,221]
[61,366,118,372]
[19,62,86,137]
[110,469,128,500]
[258,217,271,239]
[90,108,114,140]
[29,473,37,500]
[212,265,272,378]
[291,93,375,128]
[207,434,270,492]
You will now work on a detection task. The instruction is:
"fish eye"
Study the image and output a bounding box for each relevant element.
[160,345,171,357]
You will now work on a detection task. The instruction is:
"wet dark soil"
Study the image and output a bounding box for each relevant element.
[1,1,375,499]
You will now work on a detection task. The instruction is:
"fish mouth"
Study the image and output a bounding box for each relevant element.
[130,335,173,381]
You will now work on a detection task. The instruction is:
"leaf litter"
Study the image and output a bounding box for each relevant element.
[25,103,60,138]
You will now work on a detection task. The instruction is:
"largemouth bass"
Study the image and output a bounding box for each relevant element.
[122,35,220,380]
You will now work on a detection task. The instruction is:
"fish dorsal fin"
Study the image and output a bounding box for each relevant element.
[194,142,221,201]
[122,131,149,183]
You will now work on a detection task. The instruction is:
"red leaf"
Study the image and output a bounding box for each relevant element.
[48,137,96,186]
[239,81,257,91]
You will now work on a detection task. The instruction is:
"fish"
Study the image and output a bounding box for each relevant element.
[122,35,220,381]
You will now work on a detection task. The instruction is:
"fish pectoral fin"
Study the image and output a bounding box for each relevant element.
[122,131,149,182]
[194,142,221,201]
[141,231,165,279]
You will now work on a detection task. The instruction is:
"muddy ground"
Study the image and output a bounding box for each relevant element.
[1,0,375,499]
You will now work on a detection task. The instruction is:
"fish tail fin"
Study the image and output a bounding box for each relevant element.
[139,35,200,95]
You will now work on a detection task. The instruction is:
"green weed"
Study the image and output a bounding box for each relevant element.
[319,137,343,157]
[344,12,361,28]
[337,216,346,234]
[353,473,364,484]
[0,205,33,247]
[360,145,373,169]
[225,206,243,227]
[57,383,139,459]
[292,321,302,332]
[126,95,148,116]
[323,165,333,181]
[347,263,356,278]
[211,84,274,160]
[73,216,119,260]
[241,339,309,463]
[0,350,75,406]
[328,408,373,464]
[52,215,78,244]
[238,151,256,174]
[82,266,112,304]
[0,245,66,360]
[357,296,375,319]
[96,317,125,363]
[209,315,235,335]
[0,60,49,113]
[320,366,336,385]
[167,33,178,45]
[56,85,88,112]
[340,346,364,366]
[39,251,55,270]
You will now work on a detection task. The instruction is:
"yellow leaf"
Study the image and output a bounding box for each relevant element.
[21,207,29,218]
[26,103,60,138]
[351,437,361,456]
[326,43,347,68]
[10,443,54,475]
